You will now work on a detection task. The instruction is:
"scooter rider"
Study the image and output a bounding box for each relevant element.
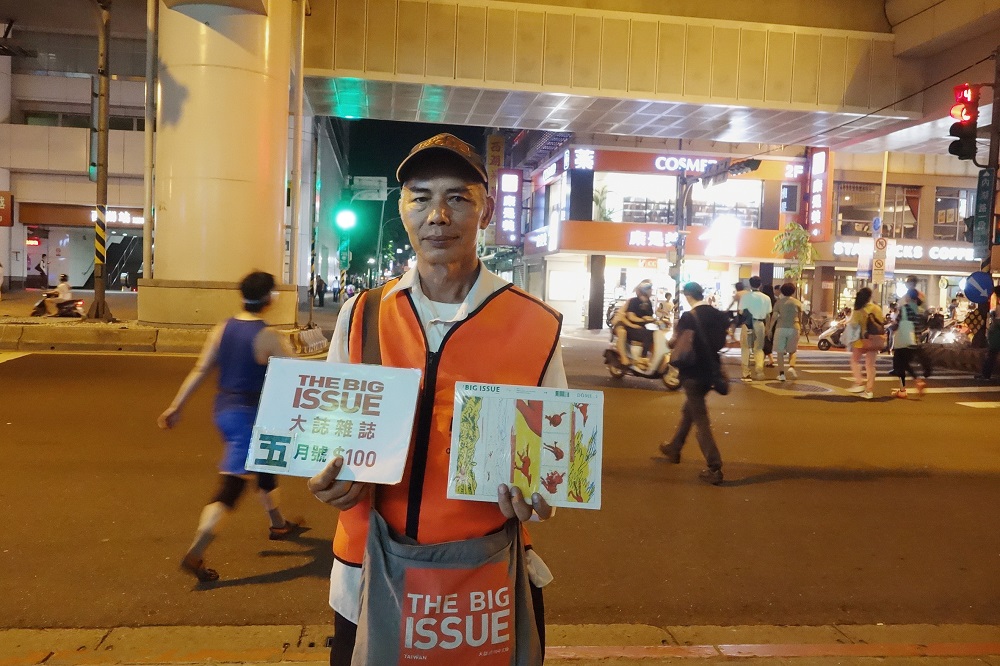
[613,280,656,367]
[44,273,72,315]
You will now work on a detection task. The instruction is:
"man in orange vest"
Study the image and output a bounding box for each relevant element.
[308,133,567,665]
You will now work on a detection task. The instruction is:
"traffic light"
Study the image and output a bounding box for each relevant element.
[948,83,980,161]
[728,159,762,176]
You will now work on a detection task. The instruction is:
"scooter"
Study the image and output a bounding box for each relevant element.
[603,323,681,390]
[816,317,847,351]
[31,296,85,318]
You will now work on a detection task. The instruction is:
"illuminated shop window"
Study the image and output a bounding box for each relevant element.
[834,182,920,240]
[592,172,677,223]
[933,187,976,241]
[690,179,763,229]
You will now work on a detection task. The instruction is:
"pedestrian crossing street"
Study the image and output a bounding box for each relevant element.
[720,348,1000,407]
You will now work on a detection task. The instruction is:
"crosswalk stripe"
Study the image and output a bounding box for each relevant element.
[957,401,1000,408]
[0,352,29,364]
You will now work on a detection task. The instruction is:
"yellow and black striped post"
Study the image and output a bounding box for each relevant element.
[95,204,107,266]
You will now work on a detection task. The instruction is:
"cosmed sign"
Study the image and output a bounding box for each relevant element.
[245,358,421,482]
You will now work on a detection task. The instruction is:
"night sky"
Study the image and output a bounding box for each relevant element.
[344,119,489,262]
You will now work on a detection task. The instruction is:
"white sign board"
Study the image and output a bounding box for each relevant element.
[245,358,421,483]
[351,176,389,201]
[448,383,604,510]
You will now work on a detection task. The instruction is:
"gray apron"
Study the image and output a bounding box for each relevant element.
[352,510,542,665]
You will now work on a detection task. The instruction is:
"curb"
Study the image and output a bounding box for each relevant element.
[2,625,999,665]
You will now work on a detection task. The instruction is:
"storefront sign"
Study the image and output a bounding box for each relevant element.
[495,168,523,246]
[805,148,832,242]
[573,149,595,170]
[541,162,559,183]
[0,192,11,227]
[91,209,145,226]
[653,156,718,173]
[627,229,679,249]
[834,241,977,262]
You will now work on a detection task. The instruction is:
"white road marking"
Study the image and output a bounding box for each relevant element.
[957,401,1000,408]
[0,352,30,364]
[923,385,1000,394]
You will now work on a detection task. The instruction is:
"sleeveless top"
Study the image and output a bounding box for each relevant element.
[214,318,268,411]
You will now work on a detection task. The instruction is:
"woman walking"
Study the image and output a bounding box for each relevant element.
[890,288,928,398]
[770,282,802,381]
[846,287,885,400]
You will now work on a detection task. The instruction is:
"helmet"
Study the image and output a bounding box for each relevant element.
[59,273,69,282]
[635,280,653,295]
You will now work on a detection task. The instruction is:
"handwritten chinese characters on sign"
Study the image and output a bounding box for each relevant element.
[246,358,421,483]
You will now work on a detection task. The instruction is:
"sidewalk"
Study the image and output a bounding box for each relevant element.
[2,623,999,665]
[0,288,342,355]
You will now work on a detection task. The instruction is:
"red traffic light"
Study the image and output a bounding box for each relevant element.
[950,103,972,122]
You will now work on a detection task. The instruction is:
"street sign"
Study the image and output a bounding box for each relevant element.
[351,176,389,201]
[871,216,882,239]
[964,271,994,304]
[974,168,995,253]
[872,257,885,283]
[874,237,887,252]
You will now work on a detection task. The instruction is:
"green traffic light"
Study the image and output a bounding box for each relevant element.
[336,209,357,230]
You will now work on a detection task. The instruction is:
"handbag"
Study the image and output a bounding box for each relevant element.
[353,510,542,666]
[668,328,697,369]
[861,311,886,350]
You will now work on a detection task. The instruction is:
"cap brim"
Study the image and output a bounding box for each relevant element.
[396,147,488,185]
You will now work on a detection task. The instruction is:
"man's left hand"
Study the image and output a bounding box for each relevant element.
[498,483,552,522]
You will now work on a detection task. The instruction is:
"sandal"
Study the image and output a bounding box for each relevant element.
[268,520,306,541]
[181,555,219,582]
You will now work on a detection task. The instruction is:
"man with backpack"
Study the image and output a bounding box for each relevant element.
[658,282,731,485]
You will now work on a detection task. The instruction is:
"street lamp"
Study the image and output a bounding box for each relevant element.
[375,189,402,281]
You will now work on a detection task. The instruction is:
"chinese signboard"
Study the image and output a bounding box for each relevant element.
[494,168,523,247]
[0,192,12,227]
[805,147,832,242]
[245,358,421,483]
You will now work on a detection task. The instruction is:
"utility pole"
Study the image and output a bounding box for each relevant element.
[975,45,1000,346]
[88,0,114,322]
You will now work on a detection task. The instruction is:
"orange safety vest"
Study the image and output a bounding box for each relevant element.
[332,280,563,565]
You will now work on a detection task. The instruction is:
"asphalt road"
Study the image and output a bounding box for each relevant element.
[2,337,999,630]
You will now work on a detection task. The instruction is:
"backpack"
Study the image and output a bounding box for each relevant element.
[699,308,729,352]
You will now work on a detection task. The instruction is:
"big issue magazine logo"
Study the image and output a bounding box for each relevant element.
[401,561,514,663]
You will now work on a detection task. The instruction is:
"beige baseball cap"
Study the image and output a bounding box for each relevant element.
[396,133,488,185]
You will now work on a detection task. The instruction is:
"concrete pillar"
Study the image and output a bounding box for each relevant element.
[588,254,606,330]
[0,55,11,291]
[138,1,294,326]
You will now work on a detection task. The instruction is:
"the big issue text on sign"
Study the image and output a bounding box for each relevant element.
[245,358,422,483]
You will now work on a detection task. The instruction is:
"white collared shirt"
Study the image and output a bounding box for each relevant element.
[325,261,564,622]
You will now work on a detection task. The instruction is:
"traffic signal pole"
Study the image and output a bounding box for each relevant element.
[87,0,114,322]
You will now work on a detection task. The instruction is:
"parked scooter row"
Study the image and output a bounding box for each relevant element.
[815,309,969,351]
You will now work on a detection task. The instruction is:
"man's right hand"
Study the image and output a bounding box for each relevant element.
[308,456,372,511]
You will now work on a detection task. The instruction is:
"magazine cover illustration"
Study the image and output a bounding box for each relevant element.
[448,383,603,510]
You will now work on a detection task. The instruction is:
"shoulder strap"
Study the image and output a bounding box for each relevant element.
[360,286,385,366]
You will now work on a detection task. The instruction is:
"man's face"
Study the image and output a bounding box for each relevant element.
[399,163,493,268]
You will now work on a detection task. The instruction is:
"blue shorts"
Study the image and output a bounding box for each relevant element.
[214,406,257,475]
